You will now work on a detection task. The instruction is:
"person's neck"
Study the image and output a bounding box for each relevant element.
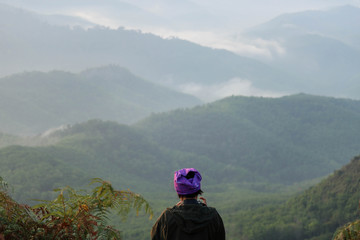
[180,196,197,201]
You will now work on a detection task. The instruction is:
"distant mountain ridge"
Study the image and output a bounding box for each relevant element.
[0,66,200,135]
[244,5,360,99]
[247,5,360,48]
[0,3,301,100]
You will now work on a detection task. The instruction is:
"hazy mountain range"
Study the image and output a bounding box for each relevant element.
[1,0,358,35]
[244,5,360,98]
[1,3,359,107]
[0,3,294,101]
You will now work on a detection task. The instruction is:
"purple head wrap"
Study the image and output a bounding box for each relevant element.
[174,168,202,195]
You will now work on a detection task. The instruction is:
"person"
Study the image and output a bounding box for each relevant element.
[151,168,225,240]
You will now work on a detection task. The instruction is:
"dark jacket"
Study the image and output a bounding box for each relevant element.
[151,199,225,240]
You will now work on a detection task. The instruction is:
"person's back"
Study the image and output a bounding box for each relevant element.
[151,168,225,240]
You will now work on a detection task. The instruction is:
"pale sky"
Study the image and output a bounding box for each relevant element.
[2,0,360,30]
[1,0,359,57]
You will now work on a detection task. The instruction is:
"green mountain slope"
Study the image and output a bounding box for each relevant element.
[136,94,360,183]
[0,66,200,135]
[228,155,360,240]
[0,145,91,202]
[0,120,225,203]
[2,93,359,198]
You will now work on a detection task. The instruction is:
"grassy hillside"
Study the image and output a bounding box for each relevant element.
[136,94,360,183]
[0,66,200,135]
[227,155,360,240]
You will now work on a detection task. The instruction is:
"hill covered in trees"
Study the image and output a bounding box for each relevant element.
[1,94,360,198]
[0,65,200,135]
[226,155,360,240]
[136,94,360,183]
[0,120,220,203]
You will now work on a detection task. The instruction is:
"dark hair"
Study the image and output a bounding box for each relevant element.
[185,171,196,179]
[178,189,203,199]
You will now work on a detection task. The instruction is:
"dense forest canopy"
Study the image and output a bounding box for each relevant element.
[226,155,360,240]
[136,94,360,183]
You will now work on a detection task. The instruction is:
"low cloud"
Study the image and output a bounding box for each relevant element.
[144,29,286,59]
[208,35,287,59]
[70,10,124,29]
[178,78,288,102]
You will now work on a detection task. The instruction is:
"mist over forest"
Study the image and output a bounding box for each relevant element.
[0,1,360,239]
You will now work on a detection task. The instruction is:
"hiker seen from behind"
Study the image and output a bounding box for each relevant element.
[151,168,226,240]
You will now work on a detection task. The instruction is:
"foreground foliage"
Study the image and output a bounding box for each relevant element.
[333,217,360,240]
[0,177,153,239]
[333,220,360,240]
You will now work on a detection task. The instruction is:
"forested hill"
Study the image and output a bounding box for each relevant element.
[136,94,360,183]
[0,66,200,135]
[0,120,224,202]
[229,155,360,240]
[1,94,359,201]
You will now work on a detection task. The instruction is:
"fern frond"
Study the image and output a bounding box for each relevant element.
[1,177,152,239]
